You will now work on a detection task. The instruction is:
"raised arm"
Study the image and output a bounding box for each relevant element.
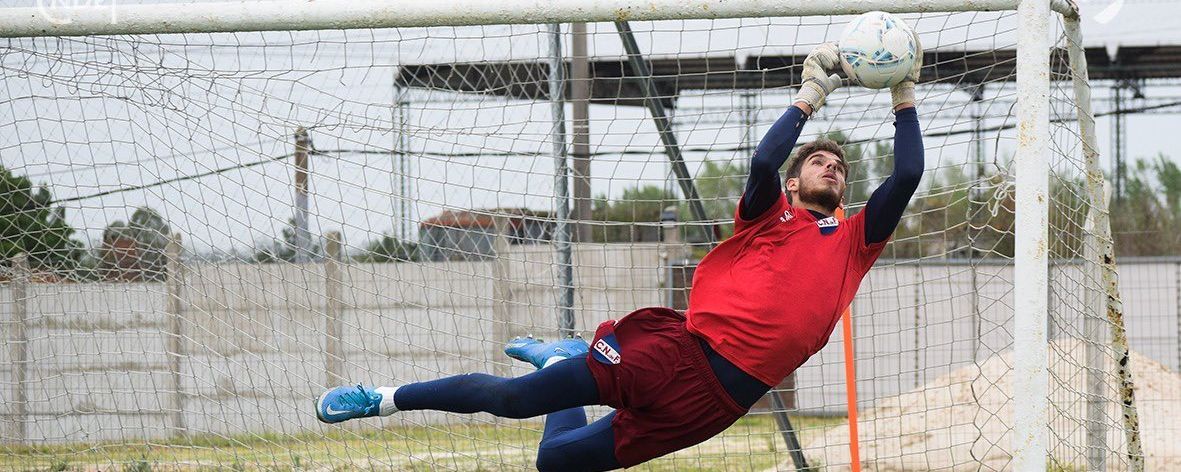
[862,29,925,245]
[739,106,807,220]
[863,106,924,244]
[740,43,843,221]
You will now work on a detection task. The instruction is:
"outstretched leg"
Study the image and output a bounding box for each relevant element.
[315,349,598,423]
[393,356,598,418]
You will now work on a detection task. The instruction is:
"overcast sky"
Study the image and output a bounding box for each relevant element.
[2,0,1179,255]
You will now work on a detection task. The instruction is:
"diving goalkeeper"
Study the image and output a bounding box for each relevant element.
[313,42,924,472]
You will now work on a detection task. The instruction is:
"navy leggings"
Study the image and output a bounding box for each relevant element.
[393,358,621,472]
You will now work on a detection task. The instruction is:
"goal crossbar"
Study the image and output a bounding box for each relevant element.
[0,0,1076,38]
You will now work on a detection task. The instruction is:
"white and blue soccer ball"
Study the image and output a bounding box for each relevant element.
[838,11,919,89]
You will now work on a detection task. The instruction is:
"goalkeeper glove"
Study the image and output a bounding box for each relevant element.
[891,30,924,109]
[793,43,843,114]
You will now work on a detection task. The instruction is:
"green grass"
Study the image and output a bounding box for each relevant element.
[1,414,845,471]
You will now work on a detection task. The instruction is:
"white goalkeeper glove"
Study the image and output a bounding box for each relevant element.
[793,43,843,114]
[891,30,923,109]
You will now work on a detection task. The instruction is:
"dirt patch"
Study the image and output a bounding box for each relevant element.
[771,339,1181,471]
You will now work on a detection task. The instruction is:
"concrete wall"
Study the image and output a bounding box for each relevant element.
[2,249,1178,443]
[1,243,663,443]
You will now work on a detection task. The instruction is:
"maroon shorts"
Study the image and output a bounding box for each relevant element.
[585,307,748,468]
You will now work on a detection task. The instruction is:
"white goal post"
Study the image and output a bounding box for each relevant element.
[0,0,1144,470]
[0,0,1076,37]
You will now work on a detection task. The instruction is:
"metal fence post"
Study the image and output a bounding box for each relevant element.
[165,234,188,437]
[325,232,344,386]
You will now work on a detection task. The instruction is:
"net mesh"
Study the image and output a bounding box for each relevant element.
[0,10,1173,471]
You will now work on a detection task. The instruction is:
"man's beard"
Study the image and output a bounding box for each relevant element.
[798,180,842,213]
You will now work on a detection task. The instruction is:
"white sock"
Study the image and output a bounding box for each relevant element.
[541,356,565,369]
[375,386,400,416]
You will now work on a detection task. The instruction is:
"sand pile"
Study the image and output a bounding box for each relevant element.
[773,339,1181,471]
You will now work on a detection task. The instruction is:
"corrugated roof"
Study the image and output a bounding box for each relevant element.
[395,46,1181,107]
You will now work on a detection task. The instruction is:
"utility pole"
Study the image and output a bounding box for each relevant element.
[571,22,592,243]
[394,86,412,241]
[1111,84,1124,200]
[294,127,313,262]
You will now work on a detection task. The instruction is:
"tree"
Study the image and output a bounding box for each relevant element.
[254,217,321,263]
[591,185,677,243]
[893,152,1181,260]
[894,163,978,258]
[838,135,893,209]
[1110,154,1181,256]
[355,233,419,262]
[682,159,747,239]
[694,159,747,220]
[97,206,172,281]
[0,164,83,274]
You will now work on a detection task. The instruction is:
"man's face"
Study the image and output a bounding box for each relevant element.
[787,151,847,213]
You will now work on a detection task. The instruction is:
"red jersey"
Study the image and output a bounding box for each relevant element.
[685,192,887,386]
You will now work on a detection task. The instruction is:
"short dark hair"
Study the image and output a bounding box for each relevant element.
[785,138,848,181]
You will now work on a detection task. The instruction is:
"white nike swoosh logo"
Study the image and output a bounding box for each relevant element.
[325,405,351,416]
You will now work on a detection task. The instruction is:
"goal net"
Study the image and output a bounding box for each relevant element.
[0,1,1168,470]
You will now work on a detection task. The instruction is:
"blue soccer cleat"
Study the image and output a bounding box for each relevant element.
[504,335,589,369]
[315,384,383,424]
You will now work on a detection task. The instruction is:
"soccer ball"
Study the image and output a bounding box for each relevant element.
[838,11,919,89]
